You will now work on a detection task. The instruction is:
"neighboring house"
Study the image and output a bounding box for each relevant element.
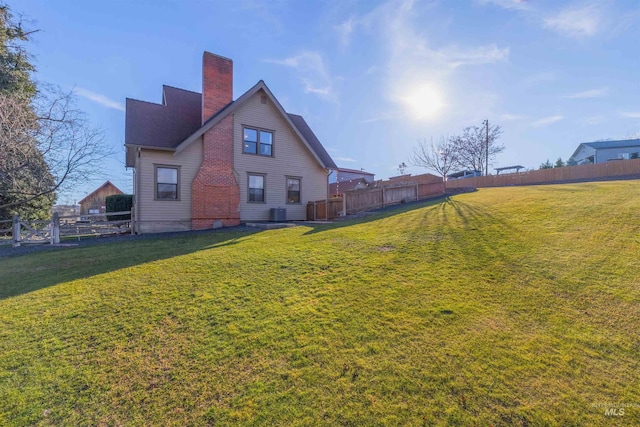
[78,181,124,216]
[447,170,481,180]
[329,178,372,196]
[495,165,525,175]
[125,52,337,233]
[330,172,442,196]
[386,173,442,185]
[329,168,375,184]
[569,139,640,165]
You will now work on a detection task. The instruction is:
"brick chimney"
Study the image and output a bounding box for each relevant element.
[202,52,233,123]
[192,52,240,229]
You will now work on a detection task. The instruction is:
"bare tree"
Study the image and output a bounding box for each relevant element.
[451,124,504,175]
[0,87,113,212]
[410,137,458,186]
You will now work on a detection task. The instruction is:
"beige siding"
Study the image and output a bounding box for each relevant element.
[137,141,203,232]
[233,89,328,221]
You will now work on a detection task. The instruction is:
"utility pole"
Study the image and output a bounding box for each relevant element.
[483,119,489,176]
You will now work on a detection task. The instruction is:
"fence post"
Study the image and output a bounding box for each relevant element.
[382,187,385,208]
[415,183,419,201]
[50,212,60,244]
[342,195,346,217]
[131,208,135,235]
[12,215,20,248]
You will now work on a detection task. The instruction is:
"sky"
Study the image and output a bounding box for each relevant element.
[14,0,640,204]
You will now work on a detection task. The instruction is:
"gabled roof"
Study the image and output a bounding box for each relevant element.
[570,139,640,159]
[126,80,336,170]
[125,85,202,150]
[173,80,336,169]
[337,167,375,176]
[78,181,123,205]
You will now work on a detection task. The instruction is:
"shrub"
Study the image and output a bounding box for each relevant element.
[106,194,133,221]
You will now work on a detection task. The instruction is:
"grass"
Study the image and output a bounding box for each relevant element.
[1,181,639,426]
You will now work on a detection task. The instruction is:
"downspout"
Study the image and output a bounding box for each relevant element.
[326,168,333,201]
[135,147,141,233]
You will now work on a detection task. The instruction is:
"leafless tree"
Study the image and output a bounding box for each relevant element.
[0,87,113,211]
[451,124,504,175]
[410,137,458,186]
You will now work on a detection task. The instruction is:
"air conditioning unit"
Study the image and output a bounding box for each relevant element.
[269,207,286,222]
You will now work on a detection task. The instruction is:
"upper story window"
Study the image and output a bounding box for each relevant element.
[243,127,273,156]
[156,166,179,200]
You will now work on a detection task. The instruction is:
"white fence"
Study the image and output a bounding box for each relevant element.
[5,210,133,248]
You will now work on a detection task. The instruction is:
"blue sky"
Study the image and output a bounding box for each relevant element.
[15,0,640,203]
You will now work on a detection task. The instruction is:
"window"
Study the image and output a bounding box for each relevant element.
[243,127,273,156]
[248,174,265,203]
[156,166,179,200]
[286,177,301,204]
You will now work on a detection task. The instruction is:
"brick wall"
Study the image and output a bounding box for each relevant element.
[192,53,240,228]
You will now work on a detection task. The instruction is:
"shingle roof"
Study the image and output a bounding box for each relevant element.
[287,113,337,169]
[125,82,336,170]
[125,85,202,149]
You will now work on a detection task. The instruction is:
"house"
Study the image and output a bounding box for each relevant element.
[125,52,337,233]
[78,181,124,216]
[329,167,375,184]
[328,168,376,195]
[447,170,481,180]
[495,165,525,175]
[386,173,443,185]
[569,139,640,165]
[329,178,372,196]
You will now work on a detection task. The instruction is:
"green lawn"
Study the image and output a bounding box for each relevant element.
[1,181,639,426]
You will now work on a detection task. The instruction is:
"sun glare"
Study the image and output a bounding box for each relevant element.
[401,83,445,121]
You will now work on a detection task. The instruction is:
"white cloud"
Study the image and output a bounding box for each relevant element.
[544,3,602,38]
[622,112,640,118]
[336,18,355,47]
[564,87,608,99]
[500,113,526,121]
[334,156,357,162]
[266,51,336,102]
[476,0,530,11]
[530,115,564,127]
[74,87,125,111]
[436,44,510,69]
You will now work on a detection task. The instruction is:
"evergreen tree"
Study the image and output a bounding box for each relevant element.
[0,4,37,99]
[539,159,553,169]
[554,157,565,168]
[0,4,55,221]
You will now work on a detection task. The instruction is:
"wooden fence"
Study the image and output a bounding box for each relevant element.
[446,159,640,189]
[307,198,344,220]
[7,210,133,247]
[312,181,445,217]
[345,184,416,215]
